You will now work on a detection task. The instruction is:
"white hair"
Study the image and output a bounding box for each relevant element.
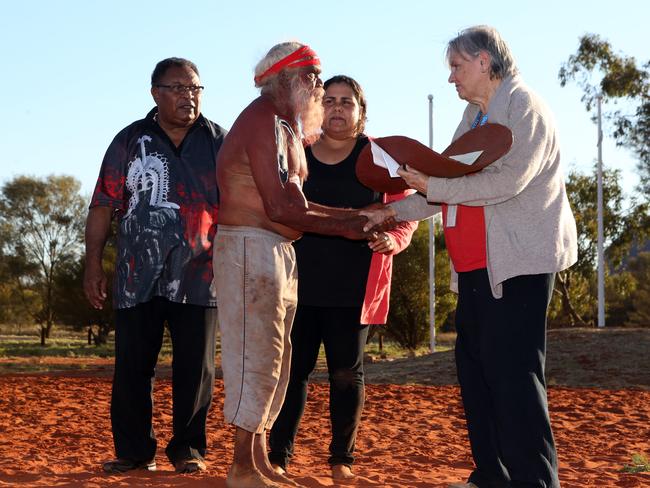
[446,25,518,80]
[254,41,305,89]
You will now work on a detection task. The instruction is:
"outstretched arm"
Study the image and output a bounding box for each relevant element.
[245,112,370,239]
[360,191,440,232]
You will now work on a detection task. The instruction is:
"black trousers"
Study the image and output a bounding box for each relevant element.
[111,297,217,464]
[456,269,559,488]
[268,305,369,468]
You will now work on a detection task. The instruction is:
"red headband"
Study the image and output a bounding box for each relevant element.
[254,45,320,85]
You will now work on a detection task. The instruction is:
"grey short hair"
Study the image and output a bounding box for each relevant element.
[254,41,305,89]
[446,25,518,79]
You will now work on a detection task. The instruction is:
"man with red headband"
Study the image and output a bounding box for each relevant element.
[213,42,370,488]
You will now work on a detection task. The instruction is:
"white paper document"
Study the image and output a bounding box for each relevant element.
[448,149,483,165]
[370,140,402,178]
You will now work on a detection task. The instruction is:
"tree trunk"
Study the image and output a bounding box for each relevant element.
[94,326,109,346]
[86,323,111,346]
[40,327,46,346]
[45,266,54,339]
[556,272,589,327]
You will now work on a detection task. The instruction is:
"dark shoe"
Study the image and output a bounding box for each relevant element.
[174,457,207,474]
[102,458,156,473]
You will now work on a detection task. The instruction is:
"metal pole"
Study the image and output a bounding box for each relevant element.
[427,94,436,351]
[596,95,605,328]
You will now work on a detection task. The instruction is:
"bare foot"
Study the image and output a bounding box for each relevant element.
[251,434,302,487]
[226,465,282,488]
[258,464,303,487]
[331,464,356,481]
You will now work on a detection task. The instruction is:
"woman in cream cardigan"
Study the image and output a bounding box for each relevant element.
[362,25,576,488]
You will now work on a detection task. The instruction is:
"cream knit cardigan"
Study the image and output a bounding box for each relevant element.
[391,74,577,298]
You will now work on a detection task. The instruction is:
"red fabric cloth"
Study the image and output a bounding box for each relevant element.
[442,203,487,272]
[361,191,418,325]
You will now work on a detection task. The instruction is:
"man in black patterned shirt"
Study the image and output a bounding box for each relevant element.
[84,57,226,475]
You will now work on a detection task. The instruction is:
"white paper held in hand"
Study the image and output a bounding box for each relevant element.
[448,149,483,165]
[370,140,402,178]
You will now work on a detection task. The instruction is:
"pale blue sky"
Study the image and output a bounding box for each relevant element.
[0,0,646,202]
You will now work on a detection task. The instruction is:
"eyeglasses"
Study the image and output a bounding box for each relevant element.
[155,84,205,95]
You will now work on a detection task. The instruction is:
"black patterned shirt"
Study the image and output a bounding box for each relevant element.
[90,108,226,309]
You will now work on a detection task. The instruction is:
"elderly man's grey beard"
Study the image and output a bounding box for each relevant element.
[290,79,324,145]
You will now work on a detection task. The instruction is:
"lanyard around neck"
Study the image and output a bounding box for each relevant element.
[472,111,489,128]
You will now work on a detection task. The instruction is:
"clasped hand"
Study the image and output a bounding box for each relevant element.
[357,163,427,233]
[358,202,397,233]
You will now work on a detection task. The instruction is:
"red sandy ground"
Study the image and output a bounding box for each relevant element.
[0,328,648,487]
